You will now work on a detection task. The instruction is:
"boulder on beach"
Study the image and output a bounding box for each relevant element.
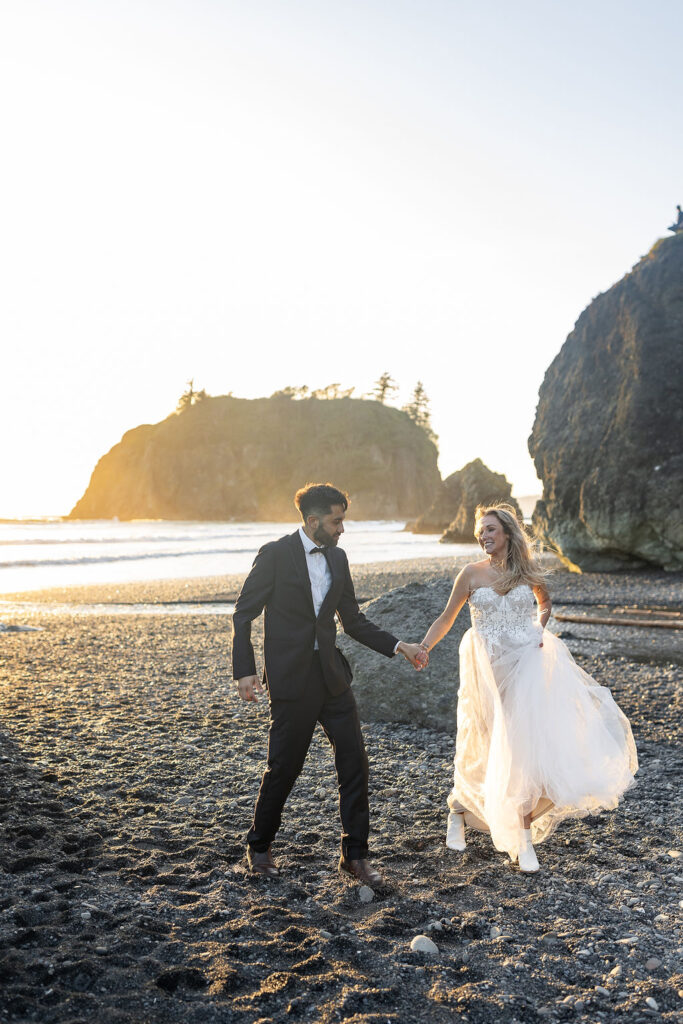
[410,458,521,543]
[529,232,683,572]
[68,394,440,521]
[337,578,470,733]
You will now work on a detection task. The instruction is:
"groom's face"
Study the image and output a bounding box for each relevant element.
[311,504,346,547]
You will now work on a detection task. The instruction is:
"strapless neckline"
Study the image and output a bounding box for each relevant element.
[470,583,533,598]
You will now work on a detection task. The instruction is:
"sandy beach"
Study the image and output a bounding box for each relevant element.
[1,561,681,1023]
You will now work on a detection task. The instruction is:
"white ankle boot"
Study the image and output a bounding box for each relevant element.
[517,828,540,872]
[446,811,466,851]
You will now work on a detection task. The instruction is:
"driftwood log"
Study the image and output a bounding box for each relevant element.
[554,611,682,630]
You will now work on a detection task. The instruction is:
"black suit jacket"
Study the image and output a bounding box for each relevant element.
[232,531,398,700]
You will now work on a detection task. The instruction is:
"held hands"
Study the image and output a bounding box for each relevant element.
[397,641,429,671]
[238,644,430,696]
[236,675,264,702]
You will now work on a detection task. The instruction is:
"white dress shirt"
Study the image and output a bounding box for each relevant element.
[299,526,333,648]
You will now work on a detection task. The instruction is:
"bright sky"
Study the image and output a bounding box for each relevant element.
[2,0,681,517]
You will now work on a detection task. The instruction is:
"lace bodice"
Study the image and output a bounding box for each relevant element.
[468,584,541,651]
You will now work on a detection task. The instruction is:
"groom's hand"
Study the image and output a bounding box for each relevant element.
[396,641,428,670]
[236,675,264,702]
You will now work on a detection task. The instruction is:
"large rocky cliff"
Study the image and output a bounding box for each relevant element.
[529,233,683,571]
[69,395,441,521]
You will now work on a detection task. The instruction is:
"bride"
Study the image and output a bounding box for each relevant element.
[417,503,638,872]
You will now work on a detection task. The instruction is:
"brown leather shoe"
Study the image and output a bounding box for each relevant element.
[247,846,280,877]
[338,856,383,887]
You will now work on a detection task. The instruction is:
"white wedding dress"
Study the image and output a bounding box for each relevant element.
[449,585,638,858]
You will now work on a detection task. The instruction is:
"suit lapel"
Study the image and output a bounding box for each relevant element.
[287,531,316,616]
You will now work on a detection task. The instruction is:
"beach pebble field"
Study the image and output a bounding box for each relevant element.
[0,564,681,1023]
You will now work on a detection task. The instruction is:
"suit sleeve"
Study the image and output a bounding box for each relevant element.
[336,553,398,658]
[231,543,276,679]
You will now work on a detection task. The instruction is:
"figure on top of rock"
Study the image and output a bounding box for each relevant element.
[668,204,683,232]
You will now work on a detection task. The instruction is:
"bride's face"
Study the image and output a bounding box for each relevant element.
[478,514,508,560]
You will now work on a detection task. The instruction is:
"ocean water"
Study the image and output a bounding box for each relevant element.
[0,520,480,595]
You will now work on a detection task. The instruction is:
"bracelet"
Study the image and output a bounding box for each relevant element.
[418,642,430,652]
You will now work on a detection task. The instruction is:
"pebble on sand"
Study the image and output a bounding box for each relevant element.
[645,996,659,1011]
[645,958,662,971]
[358,885,374,903]
[410,935,439,954]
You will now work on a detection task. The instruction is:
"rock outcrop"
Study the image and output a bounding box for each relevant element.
[411,458,521,543]
[337,578,470,732]
[529,233,683,572]
[69,395,440,521]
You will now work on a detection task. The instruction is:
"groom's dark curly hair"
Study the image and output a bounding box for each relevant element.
[294,482,349,521]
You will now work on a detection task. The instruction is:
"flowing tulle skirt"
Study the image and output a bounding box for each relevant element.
[448,627,638,858]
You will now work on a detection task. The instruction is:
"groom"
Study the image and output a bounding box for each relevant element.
[233,482,426,885]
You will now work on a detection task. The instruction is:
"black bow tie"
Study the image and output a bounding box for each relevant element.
[309,546,327,554]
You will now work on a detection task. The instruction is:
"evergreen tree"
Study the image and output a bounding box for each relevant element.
[371,372,398,404]
[176,380,208,412]
[402,381,437,443]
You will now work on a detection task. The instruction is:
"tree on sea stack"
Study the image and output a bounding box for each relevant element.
[270,385,310,400]
[309,383,355,399]
[176,379,208,413]
[371,372,398,404]
[402,381,437,443]
[271,383,355,400]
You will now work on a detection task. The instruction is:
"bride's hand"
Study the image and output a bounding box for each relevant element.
[397,641,428,670]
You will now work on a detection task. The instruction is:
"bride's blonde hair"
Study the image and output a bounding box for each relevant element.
[474,502,547,594]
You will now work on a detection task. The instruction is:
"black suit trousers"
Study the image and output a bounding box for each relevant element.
[247,653,369,859]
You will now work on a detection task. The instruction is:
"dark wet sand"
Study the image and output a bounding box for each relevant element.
[1,562,681,1023]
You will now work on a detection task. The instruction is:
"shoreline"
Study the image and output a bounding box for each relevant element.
[6,552,682,605]
[0,557,481,606]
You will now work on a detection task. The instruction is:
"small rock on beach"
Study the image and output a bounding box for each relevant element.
[410,934,439,954]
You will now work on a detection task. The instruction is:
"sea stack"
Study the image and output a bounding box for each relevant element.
[411,458,521,543]
[529,233,683,571]
[68,394,440,521]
